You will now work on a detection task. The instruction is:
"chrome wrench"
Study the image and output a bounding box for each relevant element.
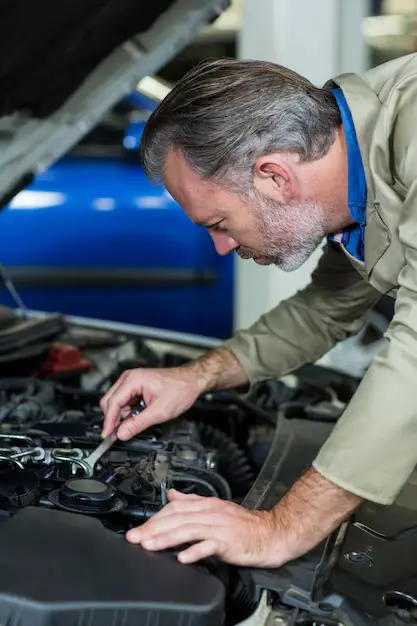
[82,399,146,478]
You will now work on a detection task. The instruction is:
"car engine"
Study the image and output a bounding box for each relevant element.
[0,309,286,626]
[0,307,416,626]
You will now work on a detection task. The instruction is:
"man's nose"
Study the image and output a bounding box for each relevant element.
[209,231,239,256]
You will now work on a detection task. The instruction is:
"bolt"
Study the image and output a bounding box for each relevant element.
[318,602,334,612]
[344,551,374,567]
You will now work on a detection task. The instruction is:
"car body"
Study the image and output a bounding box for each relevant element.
[0,132,234,338]
[0,84,234,339]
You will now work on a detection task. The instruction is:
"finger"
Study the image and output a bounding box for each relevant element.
[103,403,134,438]
[152,492,206,520]
[139,495,216,526]
[126,525,143,544]
[178,540,218,564]
[117,399,168,440]
[100,380,131,437]
[102,380,144,438]
[140,511,225,542]
[140,523,213,551]
[127,505,218,543]
[120,406,136,419]
[100,371,129,414]
[167,488,204,502]
[167,489,205,503]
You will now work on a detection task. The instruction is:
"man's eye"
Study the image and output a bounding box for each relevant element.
[209,223,226,233]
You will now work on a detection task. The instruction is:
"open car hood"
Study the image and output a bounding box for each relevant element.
[0,0,230,207]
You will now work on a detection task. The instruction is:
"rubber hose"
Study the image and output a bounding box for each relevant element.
[0,379,54,424]
[171,459,232,501]
[199,424,255,500]
[171,472,219,498]
[0,378,54,403]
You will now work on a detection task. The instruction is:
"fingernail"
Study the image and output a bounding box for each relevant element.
[144,538,155,548]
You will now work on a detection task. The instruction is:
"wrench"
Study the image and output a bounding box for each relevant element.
[153,451,170,506]
[82,399,146,478]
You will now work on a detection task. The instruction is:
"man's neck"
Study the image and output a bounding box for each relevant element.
[322,125,353,233]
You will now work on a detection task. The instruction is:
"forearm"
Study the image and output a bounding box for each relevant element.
[224,245,380,385]
[272,467,362,563]
[186,346,249,393]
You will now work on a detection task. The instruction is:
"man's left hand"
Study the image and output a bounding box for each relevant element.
[126,488,291,567]
[126,468,362,567]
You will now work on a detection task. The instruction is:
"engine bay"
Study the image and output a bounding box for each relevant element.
[0,381,255,526]
[0,309,284,625]
[0,308,355,531]
[0,307,415,626]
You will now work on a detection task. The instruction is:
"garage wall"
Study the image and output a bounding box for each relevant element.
[234,0,370,331]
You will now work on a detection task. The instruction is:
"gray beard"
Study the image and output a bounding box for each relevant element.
[238,194,328,271]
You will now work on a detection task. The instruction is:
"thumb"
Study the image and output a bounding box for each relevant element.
[117,401,166,440]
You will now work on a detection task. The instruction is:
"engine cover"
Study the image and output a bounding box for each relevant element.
[0,507,225,626]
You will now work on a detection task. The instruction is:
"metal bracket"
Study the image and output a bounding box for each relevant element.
[281,585,342,617]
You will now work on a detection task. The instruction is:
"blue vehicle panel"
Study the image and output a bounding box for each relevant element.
[0,151,234,338]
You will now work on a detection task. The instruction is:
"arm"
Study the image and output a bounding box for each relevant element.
[314,79,417,505]
[102,241,380,440]
[126,465,362,567]
[187,346,248,392]
[101,345,249,439]
[314,181,417,504]
[270,467,362,564]
[223,241,381,383]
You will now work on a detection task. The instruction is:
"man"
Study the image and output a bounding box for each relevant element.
[101,54,417,568]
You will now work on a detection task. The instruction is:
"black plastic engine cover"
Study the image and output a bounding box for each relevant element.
[322,473,417,619]
[0,507,225,626]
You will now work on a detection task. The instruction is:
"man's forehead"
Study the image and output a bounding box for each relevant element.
[163,148,224,221]
[164,148,214,193]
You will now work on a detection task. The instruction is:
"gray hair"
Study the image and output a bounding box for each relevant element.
[140,58,341,191]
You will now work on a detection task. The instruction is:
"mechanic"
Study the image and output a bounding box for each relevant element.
[101,54,417,568]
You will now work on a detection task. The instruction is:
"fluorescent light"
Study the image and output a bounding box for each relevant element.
[92,198,116,211]
[9,190,66,209]
[137,76,172,102]
[133,196,169,209]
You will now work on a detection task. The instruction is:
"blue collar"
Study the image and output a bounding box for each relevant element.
[328,88,367,262]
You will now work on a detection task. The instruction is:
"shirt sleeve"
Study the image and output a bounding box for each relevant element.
[314,178,417,505]
[223,241,380,384]
[314,78,417,505]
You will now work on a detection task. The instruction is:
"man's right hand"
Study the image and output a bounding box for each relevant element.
[100,347,248,441]
[100,366,202,441]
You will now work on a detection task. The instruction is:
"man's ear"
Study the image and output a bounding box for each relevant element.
[254,154,296,203]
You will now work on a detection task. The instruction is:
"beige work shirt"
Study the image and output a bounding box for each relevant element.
[224,53,417,505]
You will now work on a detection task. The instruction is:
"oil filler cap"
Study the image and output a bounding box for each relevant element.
[55,478,124,514]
